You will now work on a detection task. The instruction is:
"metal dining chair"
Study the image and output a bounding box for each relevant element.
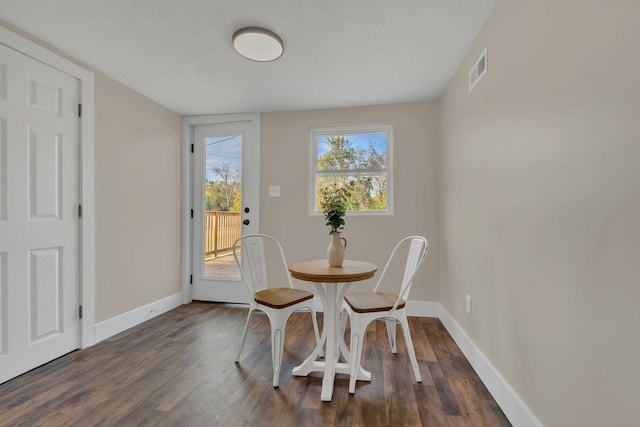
[341,235,429,394]
[233,234,322,387]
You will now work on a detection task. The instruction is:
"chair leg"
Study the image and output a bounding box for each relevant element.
[349,317,367,394]
[385,318,397,354]
[235,307,256,362]
[269,313,288,388]
[400,315,422,383]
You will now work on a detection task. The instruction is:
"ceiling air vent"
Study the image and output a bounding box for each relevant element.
[468,47,488,92]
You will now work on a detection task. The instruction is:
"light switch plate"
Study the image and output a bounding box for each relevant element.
[269,186,281,197]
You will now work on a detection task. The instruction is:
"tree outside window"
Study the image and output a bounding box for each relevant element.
[205,163,241,212]
[310,125,392,215]
[205,134,242,213]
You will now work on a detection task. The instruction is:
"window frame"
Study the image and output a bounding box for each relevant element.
[308,124,393,216]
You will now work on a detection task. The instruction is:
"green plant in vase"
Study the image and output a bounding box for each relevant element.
[320,183,352,267]
[320,184,351,234]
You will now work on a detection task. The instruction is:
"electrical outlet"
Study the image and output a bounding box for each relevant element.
[466,294,472,315]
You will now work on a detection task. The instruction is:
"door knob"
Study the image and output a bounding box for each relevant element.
[243,219,250,225]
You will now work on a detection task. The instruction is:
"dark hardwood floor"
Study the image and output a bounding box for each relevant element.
[0,302,511,426]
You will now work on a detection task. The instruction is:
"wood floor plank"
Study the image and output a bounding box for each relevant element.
[449,378,489,427]
[413,384,450,426]
[428,360,463,417]
[417,317,441,363]
[0,302,511,426]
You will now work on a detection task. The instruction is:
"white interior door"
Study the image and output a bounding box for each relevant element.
[0,44,80,384]
[191,118,259,303]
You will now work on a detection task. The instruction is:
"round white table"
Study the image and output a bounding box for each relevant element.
[288,259,377,401]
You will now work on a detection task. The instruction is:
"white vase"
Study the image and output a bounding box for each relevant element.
[327,232,348,267]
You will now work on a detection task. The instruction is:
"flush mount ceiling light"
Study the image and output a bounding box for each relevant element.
[232,27,284,62]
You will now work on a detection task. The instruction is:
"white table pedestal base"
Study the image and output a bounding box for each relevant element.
[292,281,371,401]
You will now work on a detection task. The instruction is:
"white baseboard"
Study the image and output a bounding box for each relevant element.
[438,305,543,427]
[94,292,183,343]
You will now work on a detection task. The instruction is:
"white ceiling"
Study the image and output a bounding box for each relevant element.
[0,0,495,116]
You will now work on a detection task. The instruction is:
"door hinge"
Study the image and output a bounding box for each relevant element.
[191,144,194,153]
[78,104,82,118]
[190,209,194,218]
[190,274,193,284]
[78,204,83,218]
[79,305,83,319]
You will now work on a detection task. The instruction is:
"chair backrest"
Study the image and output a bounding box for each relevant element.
[232,234,293,301]
[373,236,429,312]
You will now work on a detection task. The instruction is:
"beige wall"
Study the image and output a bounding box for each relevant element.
[8,3,640,423]
[261,103,439,301]
[438,1,640,426]
[95,74,181,321]
[0,20,183,323]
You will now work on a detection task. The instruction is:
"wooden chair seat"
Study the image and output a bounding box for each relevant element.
[344,292,406,313]
[255,288,314,309]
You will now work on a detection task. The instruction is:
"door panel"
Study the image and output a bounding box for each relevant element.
[29,126,62,218]
[30,247,61,339]
[0,43,79,384]
[192,119,259,303]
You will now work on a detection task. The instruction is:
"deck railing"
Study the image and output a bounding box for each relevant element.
[204,211,242,257]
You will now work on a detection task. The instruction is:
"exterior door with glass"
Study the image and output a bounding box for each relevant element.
[191,117,259,303]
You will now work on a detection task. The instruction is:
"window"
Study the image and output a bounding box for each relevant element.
[309,124,393,215]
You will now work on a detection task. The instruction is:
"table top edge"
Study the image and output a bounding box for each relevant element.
[288,259,377,283]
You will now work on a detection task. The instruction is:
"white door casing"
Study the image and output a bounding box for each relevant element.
[182,114,260,304]
[0,26,95,384]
